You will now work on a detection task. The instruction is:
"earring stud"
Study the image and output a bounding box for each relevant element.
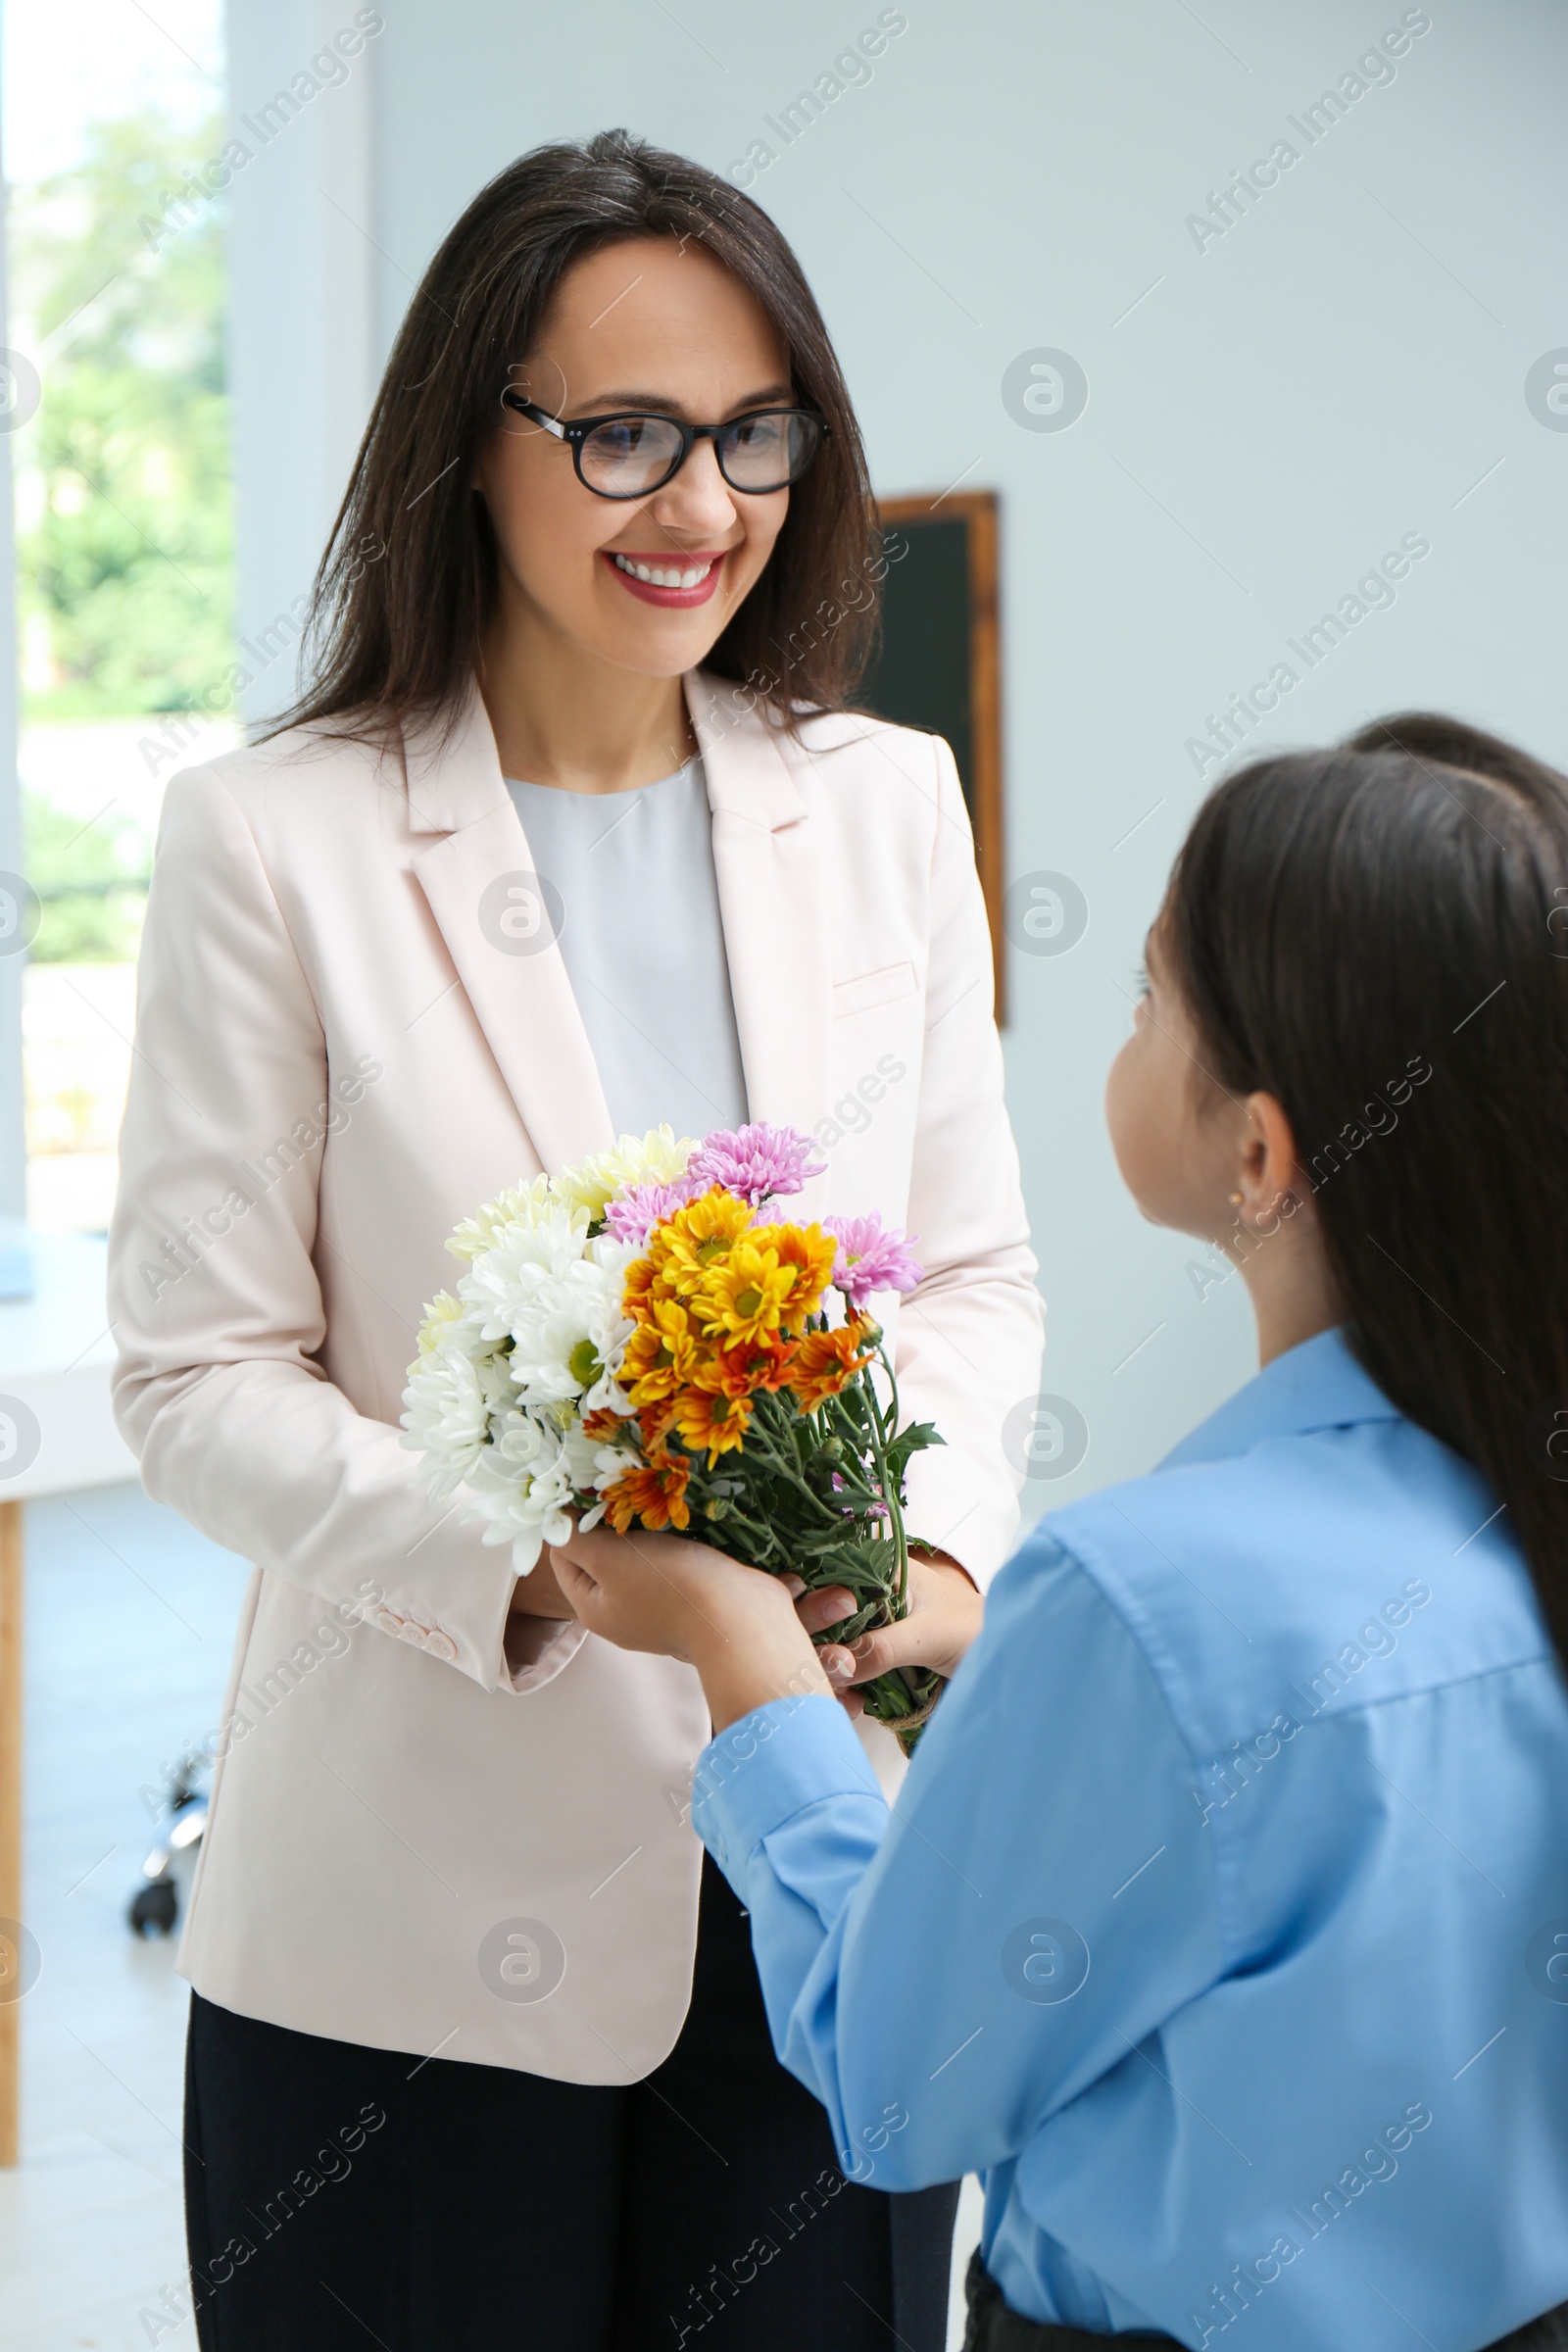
[1229,1192,1244,1205]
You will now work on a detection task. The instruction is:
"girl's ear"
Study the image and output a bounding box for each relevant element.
[1236,1091,1305,1222]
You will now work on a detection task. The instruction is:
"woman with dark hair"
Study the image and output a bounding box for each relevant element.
[555,713,1568,2350]
[108,132,1044,2347]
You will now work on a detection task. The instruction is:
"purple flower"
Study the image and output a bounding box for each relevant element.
[825,1213,924,1310]
[604,1175,699,1245]
[687,1122,827,1206]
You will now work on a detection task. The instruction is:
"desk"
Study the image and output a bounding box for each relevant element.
[0,1230,138,2165]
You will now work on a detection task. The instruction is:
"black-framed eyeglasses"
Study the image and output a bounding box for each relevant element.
[500,394,829,499]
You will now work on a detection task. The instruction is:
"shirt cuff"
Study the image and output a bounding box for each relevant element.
[692,1692,885,1877]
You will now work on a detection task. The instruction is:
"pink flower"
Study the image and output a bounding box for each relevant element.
[687,1122,827,1206]
[825,1213,923,1310]
[604,1175,699,1245]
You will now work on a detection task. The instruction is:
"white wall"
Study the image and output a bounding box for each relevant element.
[224,0,376,718]
[226,0,1568,1514]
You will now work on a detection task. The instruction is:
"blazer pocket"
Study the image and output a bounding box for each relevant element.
[832,960,918,1019]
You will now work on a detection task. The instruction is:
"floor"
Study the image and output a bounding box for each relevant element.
[0,1480,983,2348]
[0,1483,251,2351]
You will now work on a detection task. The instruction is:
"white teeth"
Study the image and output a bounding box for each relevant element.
[612,553,713,589]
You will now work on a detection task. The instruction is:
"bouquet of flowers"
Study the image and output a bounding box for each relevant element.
[401,1123,945,1746]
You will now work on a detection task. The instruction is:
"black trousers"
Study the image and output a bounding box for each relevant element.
[961,2251,1568,2350]
[183,1850,959,2350]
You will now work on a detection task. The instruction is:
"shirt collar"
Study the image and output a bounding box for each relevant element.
[1157,1326,1401,1473]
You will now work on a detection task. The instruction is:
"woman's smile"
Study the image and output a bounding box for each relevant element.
[602,547,727,605]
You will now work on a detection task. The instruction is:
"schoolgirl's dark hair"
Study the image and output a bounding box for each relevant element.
[1164,712,1568,1656]
[269,129,879,746]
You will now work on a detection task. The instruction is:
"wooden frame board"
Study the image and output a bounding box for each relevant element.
[859,491,1005,1021]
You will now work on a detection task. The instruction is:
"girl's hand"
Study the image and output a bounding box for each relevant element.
[549,1522,832,1732]
[795,1550,983,1717]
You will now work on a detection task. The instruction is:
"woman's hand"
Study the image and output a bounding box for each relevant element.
[795,1549,984,1718]
[550,1523,832,1732]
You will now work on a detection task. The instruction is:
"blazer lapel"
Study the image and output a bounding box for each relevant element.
[690,671,833,1202]
[406,689,615,1176]
[404,672,834,1187]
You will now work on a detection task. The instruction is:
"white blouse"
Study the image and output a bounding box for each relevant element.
[505,755,749,1143]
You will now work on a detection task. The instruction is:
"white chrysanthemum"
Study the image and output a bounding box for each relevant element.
[561,1416,612,1490]
[406,1180,661,1577]
[400,1320,495,1501]
[459,1202,592,1346]
[468,1232,639,1415]
[444,1175,557,1263]
[413,1289,466,1354]
[464,1409,577,1574]
[551,1125,697,1222]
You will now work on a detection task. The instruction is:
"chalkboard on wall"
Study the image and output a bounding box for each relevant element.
[855,491,1005,1020]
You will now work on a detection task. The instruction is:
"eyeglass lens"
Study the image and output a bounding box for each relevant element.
[577,410,821,496]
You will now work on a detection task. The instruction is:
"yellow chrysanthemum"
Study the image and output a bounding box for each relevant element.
[621,1300,699,1406]
[695,1241,805,1348]
[659,1189,756,1298]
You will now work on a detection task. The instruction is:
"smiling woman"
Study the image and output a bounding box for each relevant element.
[107,127,1045,2351]
[271,136,879,758]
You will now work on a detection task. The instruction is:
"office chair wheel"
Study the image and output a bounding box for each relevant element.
[129,1879,179,1936]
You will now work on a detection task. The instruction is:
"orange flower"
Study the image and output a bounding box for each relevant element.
[789,1321,877,1410]
[692,1335,798,1398]
[622,1253,662,1319]
[673,1386,753,1465]
[637,1398,679,1456]
[603,1452,692,1534]
[581,1405,631,1445]
[766,1222,838,1323]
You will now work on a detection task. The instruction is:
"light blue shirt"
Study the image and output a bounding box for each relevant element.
[692,1331,1568,2347]
[505,757,749,1141]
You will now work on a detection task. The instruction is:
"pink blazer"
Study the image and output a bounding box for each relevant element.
[109,669,1045,2081]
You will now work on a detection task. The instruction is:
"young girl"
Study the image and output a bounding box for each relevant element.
[556,712,1568,2350]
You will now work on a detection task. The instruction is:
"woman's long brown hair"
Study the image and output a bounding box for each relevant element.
[268,129,881,748]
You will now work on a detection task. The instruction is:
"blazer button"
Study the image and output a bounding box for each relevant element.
[425,1629,459,1663]
[373,1606,406,1637]
[397,1619,429,1646]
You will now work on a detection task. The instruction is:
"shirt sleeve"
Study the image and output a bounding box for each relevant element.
[691,1531,1225,2192]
